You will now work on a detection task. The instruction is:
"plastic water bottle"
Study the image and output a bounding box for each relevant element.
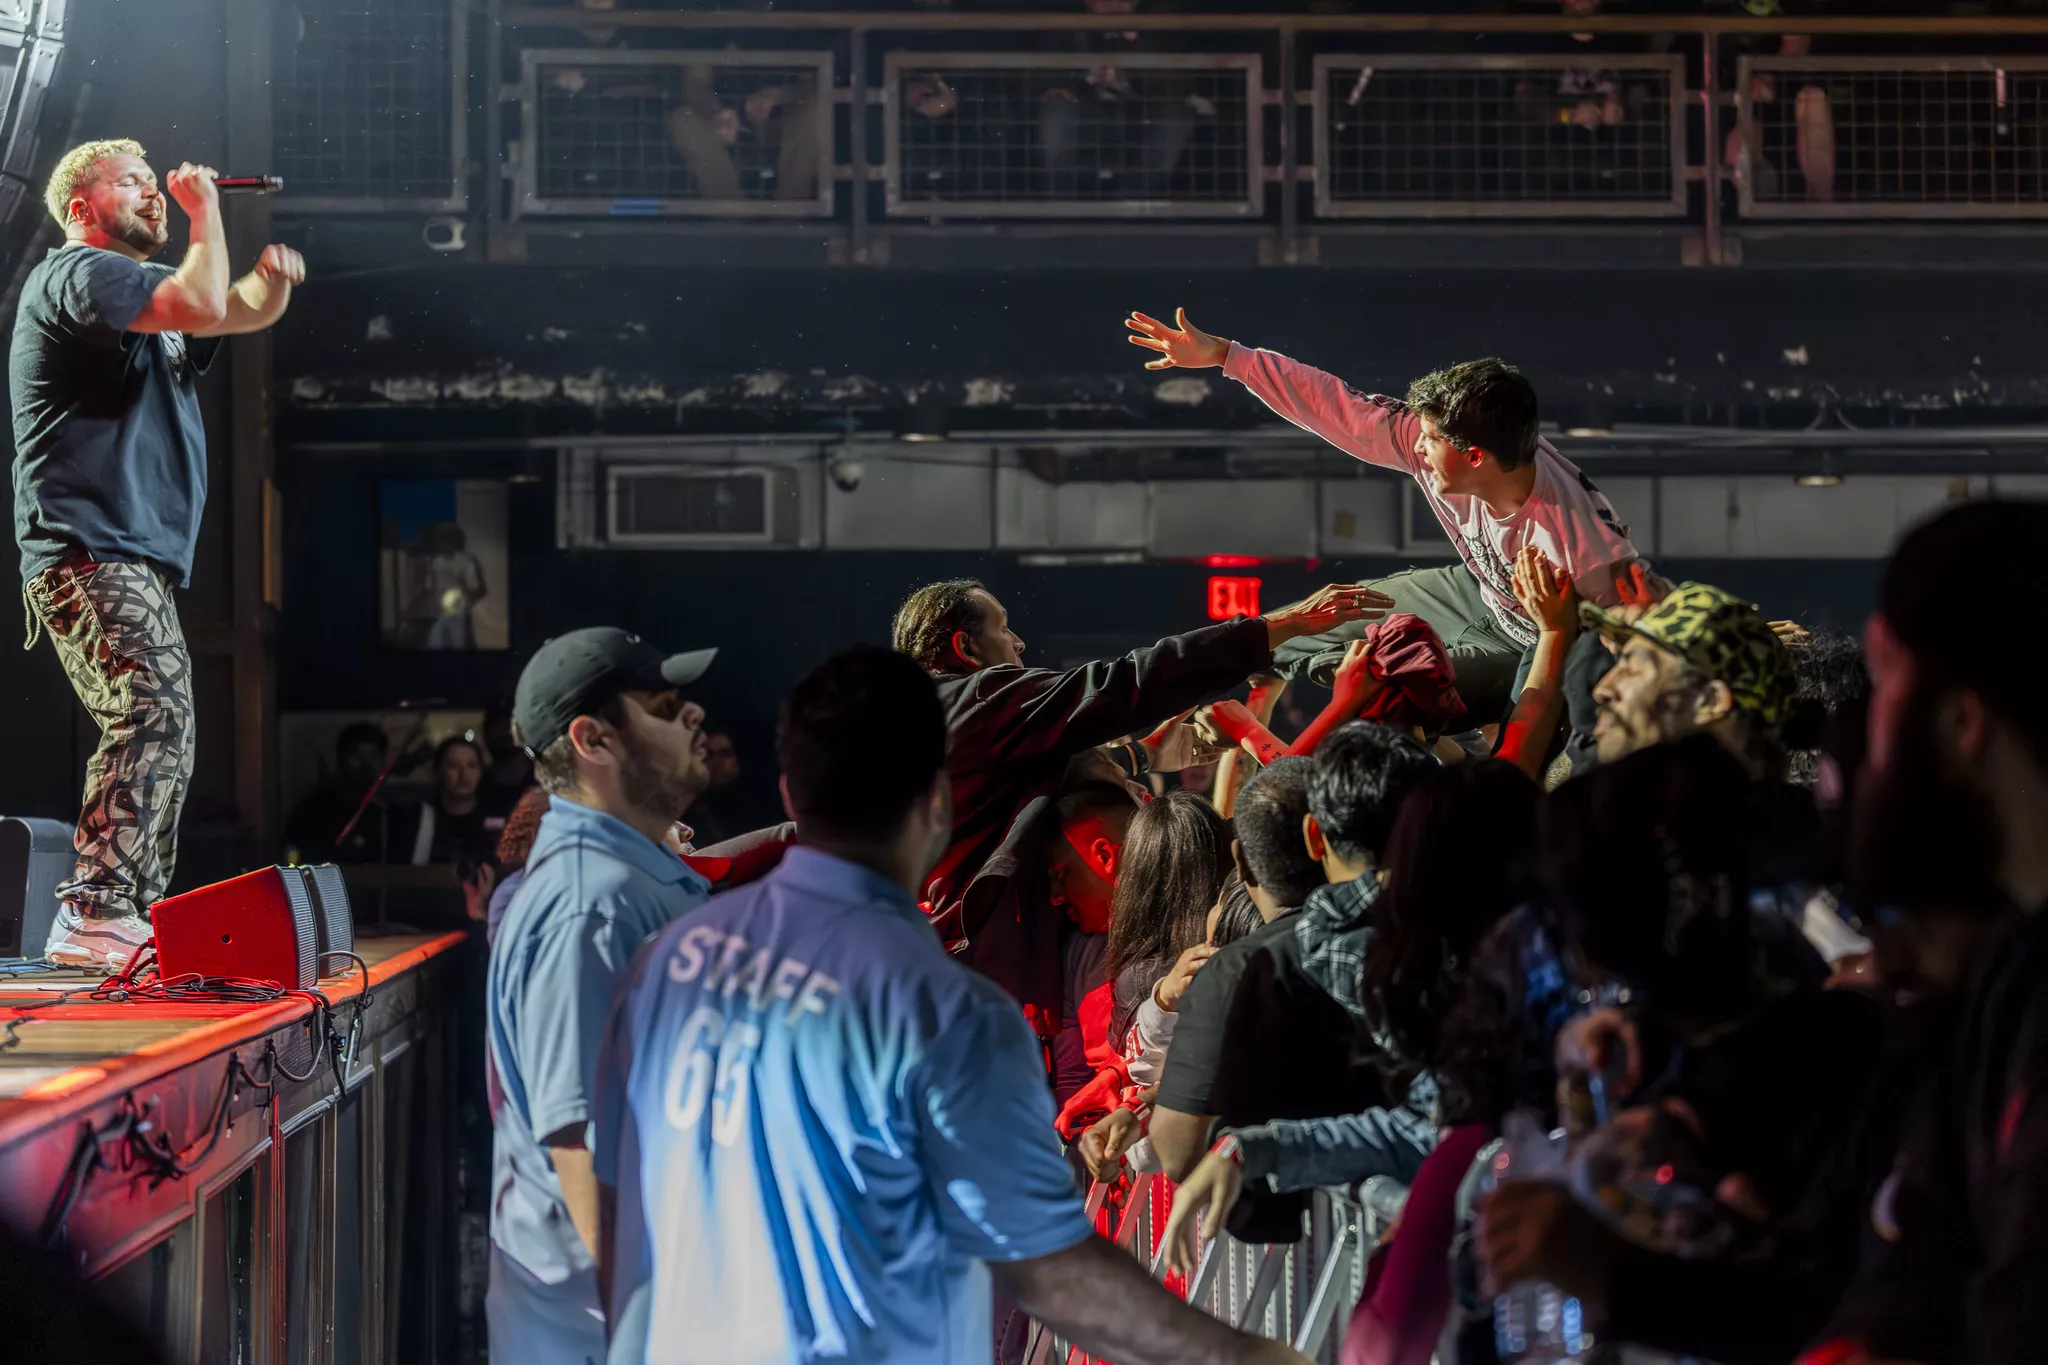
[1488,1110,1591,1363]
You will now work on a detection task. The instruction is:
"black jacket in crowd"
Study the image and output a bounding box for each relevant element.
[923,616,1274,1026]
[1827,908,2048,1365]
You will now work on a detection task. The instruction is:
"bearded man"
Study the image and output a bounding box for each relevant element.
[486,626,721,1365]
[11,139,304,968]
[1813,500,2048,1365]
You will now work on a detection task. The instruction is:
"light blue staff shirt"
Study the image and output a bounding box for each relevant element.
[487,795,714,1284]
[594,846,1094,1365]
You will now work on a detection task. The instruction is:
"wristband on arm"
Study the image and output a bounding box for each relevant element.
[1108,740,1150,781]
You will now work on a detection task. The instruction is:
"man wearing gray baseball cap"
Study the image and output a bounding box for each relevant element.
[487,625,720,1365]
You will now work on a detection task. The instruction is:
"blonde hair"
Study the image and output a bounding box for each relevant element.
[44,139,147,227]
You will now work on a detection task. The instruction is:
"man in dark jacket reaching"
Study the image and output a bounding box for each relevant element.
[891,577,1387,1030]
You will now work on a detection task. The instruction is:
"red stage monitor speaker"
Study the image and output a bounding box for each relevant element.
[153,866,320,989]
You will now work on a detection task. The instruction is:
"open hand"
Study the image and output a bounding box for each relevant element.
[254,243,307,286]
[1513,546,1579,636]
[1142,712,1230,773]
[1125,307,1231,370]
[1161,1147,1245,1278]
[1265,583,1395,644]
[1154,942,1216,1013]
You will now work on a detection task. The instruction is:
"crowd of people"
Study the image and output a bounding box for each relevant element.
[472,304,2048,1365]
[17,129,2043,1365]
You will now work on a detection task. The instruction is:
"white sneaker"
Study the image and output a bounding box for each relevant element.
[44,905,153,973]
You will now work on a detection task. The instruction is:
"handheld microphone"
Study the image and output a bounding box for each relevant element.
[216,175,283,195]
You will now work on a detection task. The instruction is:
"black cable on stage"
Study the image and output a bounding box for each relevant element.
[27,945,382,1247]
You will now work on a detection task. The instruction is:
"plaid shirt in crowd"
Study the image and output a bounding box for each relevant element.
[1293,875,1380,1021]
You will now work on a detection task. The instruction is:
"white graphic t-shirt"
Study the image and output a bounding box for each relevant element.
[1225,343,1640,647]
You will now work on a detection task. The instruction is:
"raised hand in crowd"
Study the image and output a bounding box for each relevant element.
[1213,674,1290,816]
[1141,710,1232,773]
[1244,673,1288,724]
[1514,546,1578,638]
[1125,307,1232,370]
[1194,699,1287,768]
[1282,638,1384,759]
[1161,1144,1247,1278]
[1604,558,1674,634]
[1261,583,1396,651]
[1497,546,1580,779]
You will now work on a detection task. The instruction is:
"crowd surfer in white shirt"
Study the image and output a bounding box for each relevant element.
[1126,307,1648,741]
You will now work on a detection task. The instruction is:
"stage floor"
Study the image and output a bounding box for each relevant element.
[0,934,463,1129]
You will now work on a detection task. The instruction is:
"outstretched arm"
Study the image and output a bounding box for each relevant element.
[1127,307,1419,473]
[994,1236,1311,1365]
[195,244,305,337]
[970,585,1389,767]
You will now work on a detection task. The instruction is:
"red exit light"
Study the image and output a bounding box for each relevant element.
[1208,576,1262,620]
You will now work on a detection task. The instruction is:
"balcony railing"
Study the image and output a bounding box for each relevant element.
[271,0,467,212]
[1313,54,1687,218]
[260,9,2048,232]
[1736,56,2048,218]
[515,49,837,217]
[883,52,1262,218]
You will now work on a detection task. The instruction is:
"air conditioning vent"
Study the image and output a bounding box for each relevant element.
[606,465,795,545]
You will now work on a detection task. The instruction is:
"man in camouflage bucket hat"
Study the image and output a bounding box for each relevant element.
[1579,582,1797,775]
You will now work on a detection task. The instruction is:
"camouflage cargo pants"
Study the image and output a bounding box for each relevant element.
[24,560,195,920]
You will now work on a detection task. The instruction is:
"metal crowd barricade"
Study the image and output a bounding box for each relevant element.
[1026,1172,1402,1365]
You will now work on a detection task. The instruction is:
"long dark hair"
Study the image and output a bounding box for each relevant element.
[1362,759,1537,1085]
[1105,791,1233,1037]
[1210,873,1264,948]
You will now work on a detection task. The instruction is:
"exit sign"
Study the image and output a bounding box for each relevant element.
[1207,576,1262,620]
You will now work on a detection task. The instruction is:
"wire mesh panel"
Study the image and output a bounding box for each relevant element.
[1736,57,2048,218]
[517,49,834,217]
[273,0,465,210]
[1313,54,1686,218]
[883,52,1260,218]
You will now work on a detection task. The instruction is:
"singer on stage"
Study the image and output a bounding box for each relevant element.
[9,140,305,970]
